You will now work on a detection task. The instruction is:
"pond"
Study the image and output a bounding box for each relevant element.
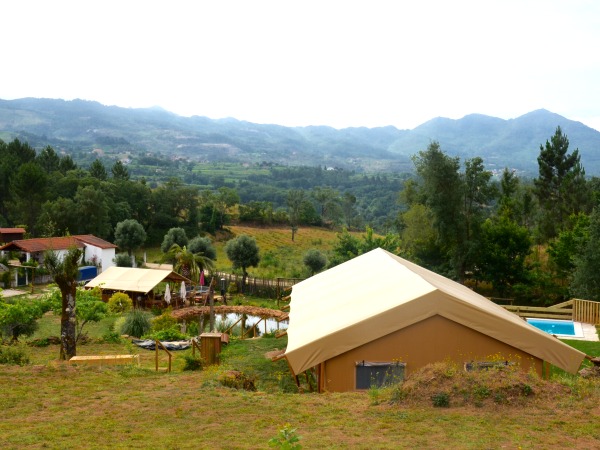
[190,312,288,337]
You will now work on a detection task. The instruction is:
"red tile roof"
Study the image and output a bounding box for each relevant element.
[0,235,116,253]
[73,235,118,249]
[0,228,26,234]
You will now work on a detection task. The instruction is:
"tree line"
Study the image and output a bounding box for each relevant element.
[3,126,600,304]
[0,139,389,245]
[387,126,597,304]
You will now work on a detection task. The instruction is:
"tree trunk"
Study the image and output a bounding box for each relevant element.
[60,282,77,360]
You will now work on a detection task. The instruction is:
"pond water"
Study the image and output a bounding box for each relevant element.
[190,313,288,336]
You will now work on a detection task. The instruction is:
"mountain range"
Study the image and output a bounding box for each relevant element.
[1,97,600,175]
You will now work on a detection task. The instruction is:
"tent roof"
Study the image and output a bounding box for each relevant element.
[284,248,585,375]
[85,267,190,294]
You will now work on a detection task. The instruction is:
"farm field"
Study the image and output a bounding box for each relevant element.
[143,225,364,279]
[1,312,600,449]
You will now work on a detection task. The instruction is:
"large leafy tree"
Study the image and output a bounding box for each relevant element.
[478,216,532,298]
[0,139,37,222]
[534,126,588,241]
[311,186,342,224]
[570,209,600,301]
[410,143,494,280]
[74,185,111,238]
[225,235,260,291]
[44,247,83,360]
[161,227,188,253]
[10,162,48,235]
[188,236,217,261]
[114,219,147,258]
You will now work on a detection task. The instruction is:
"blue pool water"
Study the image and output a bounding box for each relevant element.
[526,318,579,336]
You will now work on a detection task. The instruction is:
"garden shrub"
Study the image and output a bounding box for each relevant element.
[120,309,153,338]
[145,328,188,341]
[107,292,133,314]
[0,345,30,365]
[431,392,450,407]
[183,354,204,371]
[219,370,256,391]
[101,330,122,343]
[151,308,177,332]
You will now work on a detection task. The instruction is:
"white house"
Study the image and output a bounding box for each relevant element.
[0,235,117,285]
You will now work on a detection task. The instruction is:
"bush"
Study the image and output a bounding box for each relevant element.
[0,345,30,365]
[120,309,153,338]
[151,308,177,332]
[219,370,256,391]
[107,292,133,314]
[145,328,188,341]
[431,392,450,407]
[113,253,133,267]
[101,330,122,343]
[183,354,204,371]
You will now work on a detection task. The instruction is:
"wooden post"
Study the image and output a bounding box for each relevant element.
[209,277,215,332]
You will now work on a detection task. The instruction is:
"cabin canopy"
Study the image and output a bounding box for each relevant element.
[284,248,585,375]
[85,267,190,294]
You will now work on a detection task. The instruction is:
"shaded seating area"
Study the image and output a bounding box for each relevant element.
[85,267,192,309]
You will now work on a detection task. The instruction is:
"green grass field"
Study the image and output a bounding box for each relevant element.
[142,225,362,279]
[1,310,600,449]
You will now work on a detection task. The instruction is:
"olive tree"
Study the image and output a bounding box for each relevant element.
[225,235,260,292]
[303,249,327,276]
[114,219,147,258]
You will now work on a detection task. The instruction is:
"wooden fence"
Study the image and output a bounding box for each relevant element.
[572,298,600,324]
[503,299,600,324]
[207,271,302,299]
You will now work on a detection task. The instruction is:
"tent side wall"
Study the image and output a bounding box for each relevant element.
[322,314,543,392]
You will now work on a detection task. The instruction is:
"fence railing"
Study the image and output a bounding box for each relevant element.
[572,298,600,324]
[207,271,302,299]
[503,299,600,325]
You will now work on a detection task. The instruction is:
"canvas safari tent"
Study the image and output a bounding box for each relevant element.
[283,248,586,392]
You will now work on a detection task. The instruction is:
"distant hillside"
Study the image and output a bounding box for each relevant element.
[1,98,600,175]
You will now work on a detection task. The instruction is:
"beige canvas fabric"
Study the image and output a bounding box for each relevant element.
[85,267,190,294]
[285,248,585,374]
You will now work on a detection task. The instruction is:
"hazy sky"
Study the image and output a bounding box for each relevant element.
[2,1,600,131]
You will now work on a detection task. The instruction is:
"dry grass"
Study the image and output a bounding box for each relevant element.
[2,336,600,449]
[2,313,600,449]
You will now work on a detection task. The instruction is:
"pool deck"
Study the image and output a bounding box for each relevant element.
[573,322,599,341]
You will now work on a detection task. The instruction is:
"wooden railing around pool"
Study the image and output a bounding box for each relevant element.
[502,298,600,325]
[572,299,600,325]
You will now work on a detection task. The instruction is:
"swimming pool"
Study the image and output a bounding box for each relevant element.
[526,318,584,338]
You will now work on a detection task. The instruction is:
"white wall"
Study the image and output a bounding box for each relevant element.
[84,246,115,273]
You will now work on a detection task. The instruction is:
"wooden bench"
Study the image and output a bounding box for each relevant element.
[68,354,140,367]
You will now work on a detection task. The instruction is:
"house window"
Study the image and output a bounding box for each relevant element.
[355,361,406,389]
